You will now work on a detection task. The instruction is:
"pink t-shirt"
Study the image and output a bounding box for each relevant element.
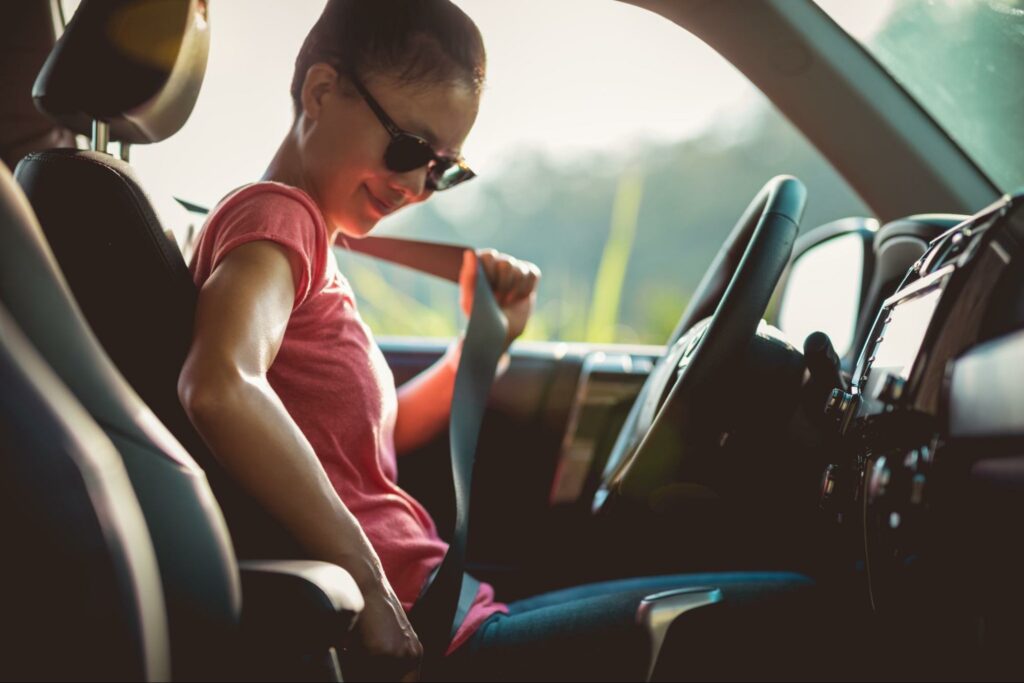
[190,181,506,653]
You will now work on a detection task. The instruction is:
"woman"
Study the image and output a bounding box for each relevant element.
[179,1,812,680]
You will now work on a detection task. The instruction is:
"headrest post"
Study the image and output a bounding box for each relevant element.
[119,143,131,163]
[91,120,109,154]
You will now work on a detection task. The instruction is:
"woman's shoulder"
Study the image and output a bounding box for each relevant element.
[198,181,331,256]
[192,181,333,300]
[210,181,326,231]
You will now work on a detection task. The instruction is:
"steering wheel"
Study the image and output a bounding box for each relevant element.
[593,176,806,513]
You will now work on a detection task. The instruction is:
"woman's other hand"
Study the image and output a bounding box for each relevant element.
[459,248,541,350]
[345,580,423,682]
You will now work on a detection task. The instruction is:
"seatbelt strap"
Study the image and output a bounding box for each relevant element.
[337,235,506,660]
[417,566,482,642]
[452,573,481,640]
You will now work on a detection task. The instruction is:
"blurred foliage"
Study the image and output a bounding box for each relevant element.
[586,166,645,342]
[336,102,872,344]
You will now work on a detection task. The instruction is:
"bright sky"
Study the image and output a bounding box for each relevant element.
[127,0,757,208]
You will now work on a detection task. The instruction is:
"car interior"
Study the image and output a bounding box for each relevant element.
[2,0,1023,680]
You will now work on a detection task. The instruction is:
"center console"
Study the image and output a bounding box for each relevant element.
[818,192,1024,608]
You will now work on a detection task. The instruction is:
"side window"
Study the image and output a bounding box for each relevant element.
[59,0,81,24]
[104,0,870,344]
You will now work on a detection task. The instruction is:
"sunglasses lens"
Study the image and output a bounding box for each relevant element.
[384,135,434,173]
[428,161,476,192]
[383,133,476,191]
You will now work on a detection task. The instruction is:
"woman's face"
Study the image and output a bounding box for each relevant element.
[298,65,480,239]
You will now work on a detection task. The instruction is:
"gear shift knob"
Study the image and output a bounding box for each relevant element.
[804,331,847,392]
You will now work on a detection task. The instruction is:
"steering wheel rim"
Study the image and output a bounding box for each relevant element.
[593,175,806,513]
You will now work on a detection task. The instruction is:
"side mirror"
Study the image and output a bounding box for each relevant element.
[775,218,877,360]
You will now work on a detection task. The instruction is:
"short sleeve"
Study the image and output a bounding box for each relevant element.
[196,185,329,310]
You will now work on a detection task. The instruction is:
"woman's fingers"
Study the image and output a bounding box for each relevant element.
[495,258,517,299]
[475,248,540,306]
[502,259,541,306]
[477,248,500,287]
[512,262,541,302]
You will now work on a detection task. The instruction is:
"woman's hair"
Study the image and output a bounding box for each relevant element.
[290,0,486,116]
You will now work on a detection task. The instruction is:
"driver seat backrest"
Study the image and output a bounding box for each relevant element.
[15,0,302,562]
[0,155,238,679]
[0,303,170,682]
[3,1,246,677]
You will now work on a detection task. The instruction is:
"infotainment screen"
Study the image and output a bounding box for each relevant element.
[872,287,943,380]
[857,284,945,411]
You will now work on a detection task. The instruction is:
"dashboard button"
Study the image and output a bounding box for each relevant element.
[825,389,854,419]
[819,464,839,506]
[910,474,926,506]
[868,456,891,503]
[874,372,907,405]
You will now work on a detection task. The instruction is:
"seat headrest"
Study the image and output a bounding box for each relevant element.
[33,0,209,145]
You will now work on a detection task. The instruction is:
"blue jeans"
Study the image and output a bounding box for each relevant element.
[438,571,817,681]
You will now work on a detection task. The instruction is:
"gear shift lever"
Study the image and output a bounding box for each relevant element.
[636,586,723,681]
[803,331,847,393]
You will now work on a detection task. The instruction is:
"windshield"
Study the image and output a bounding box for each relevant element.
[816,0,1024,193]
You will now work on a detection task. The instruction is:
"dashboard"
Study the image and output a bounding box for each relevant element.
[853,198,1015,420]
[821,192,1024,612]
[537,191,1024,657]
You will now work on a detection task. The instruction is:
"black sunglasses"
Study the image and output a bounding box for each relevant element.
[349,73,476,192]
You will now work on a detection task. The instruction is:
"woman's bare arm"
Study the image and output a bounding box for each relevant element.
[179,240,421,677]
[393,338,462,455]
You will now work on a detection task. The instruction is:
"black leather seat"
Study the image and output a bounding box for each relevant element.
[2,1,361,678]
[0,303,170,682]
[16,0,302,563]
[0,151,239,679]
